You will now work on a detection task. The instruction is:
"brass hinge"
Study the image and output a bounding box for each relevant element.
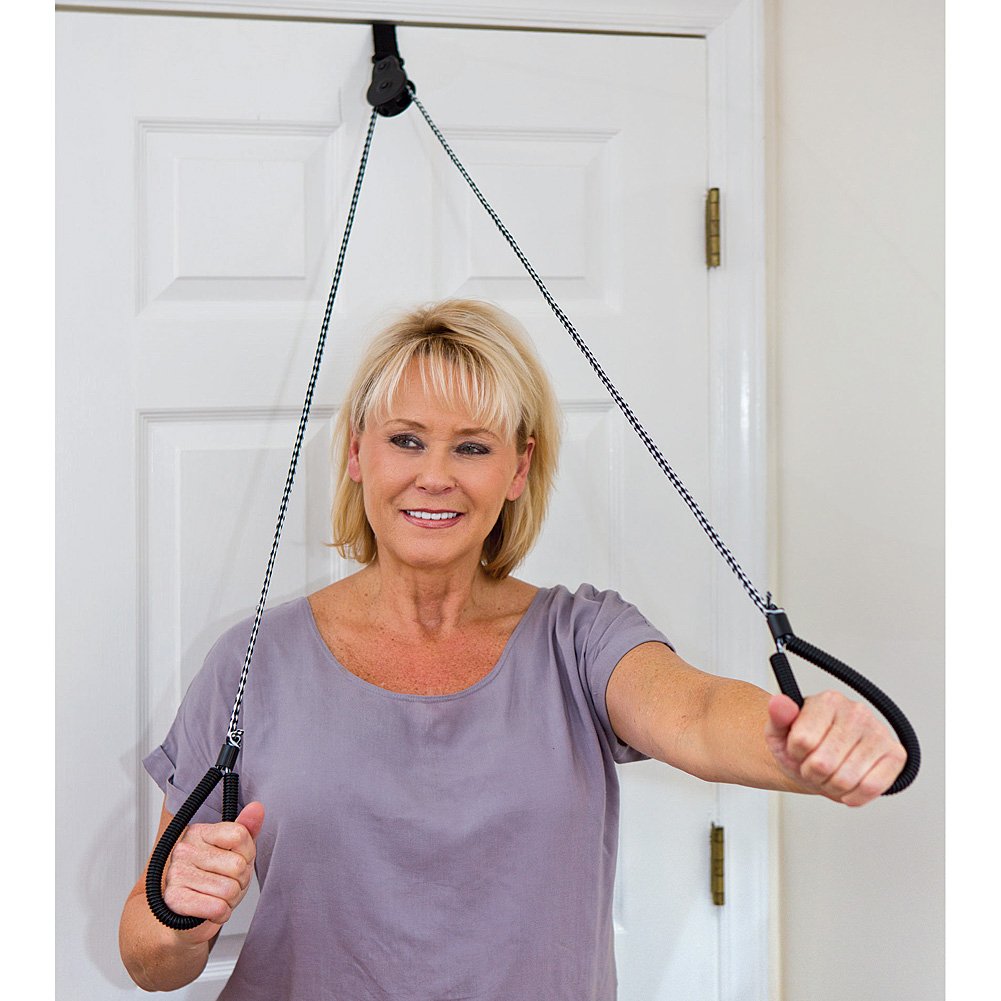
[705,188,721,268]
[710,823,725,905]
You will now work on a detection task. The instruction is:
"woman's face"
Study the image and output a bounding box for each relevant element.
[347,361,534,576]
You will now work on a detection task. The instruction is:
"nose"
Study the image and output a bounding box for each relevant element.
[413,447,456,494]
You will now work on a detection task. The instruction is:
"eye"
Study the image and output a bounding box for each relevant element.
[389,433,424,450]
[456,441,491,456]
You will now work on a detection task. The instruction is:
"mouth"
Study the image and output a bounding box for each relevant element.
[402,509,464,526]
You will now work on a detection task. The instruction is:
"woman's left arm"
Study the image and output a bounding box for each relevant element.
[605,642,906,806]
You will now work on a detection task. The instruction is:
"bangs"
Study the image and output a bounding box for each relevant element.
[356,338,523,442]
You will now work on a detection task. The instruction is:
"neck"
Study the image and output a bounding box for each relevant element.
[355,559,496,637]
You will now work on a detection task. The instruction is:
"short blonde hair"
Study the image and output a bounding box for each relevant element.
[331,299,561,579]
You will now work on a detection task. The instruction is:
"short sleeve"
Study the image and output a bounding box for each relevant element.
[143,622,249,823]
[569,584,674,764]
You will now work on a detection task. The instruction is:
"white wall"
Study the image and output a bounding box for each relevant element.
[766,2,944,999]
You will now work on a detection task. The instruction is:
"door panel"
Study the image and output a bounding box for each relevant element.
[57,12,721,999]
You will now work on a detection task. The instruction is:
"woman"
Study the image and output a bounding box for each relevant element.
[119,299,906,998]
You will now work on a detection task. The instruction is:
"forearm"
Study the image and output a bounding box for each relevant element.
[695,677,814,793]
[119,890,212,992]
[608,643,903,803]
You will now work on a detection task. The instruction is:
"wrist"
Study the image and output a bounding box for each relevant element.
[163,918,220,952]
[120,895,214,992]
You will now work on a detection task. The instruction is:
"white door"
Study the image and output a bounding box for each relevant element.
[57,11,736,999]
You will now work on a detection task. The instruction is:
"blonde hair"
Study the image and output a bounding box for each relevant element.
[331,299,561,579]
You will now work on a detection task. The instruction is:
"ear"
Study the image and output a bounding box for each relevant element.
[347,432,363,483]
[506,438,535,501]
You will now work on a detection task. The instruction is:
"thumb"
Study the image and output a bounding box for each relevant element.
[234,801,265,841]
[765,693,800,741]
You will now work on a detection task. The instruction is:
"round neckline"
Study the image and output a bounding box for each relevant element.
[299,586,550,702]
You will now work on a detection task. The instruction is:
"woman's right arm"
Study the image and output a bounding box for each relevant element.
[119,797,265,992]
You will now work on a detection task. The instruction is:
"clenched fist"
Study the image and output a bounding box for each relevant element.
[765,692,906,806]
[162,801,265,943]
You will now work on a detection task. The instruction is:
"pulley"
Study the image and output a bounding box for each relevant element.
[366,23,414,117]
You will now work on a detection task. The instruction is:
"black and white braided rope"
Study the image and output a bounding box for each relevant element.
[410,93,771,618]
[223,109,380,747]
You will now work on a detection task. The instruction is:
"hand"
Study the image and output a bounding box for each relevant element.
[765,692,906,806]
[162,802,265,942]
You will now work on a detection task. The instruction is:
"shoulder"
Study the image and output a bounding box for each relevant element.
[541,582,647,623]
[198,597,312,681]
[533,583,667,657]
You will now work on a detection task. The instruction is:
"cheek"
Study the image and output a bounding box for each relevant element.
[490,469,523,506]
[355,451,410,499]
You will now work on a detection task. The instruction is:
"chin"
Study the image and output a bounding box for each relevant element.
[388,542,480,573]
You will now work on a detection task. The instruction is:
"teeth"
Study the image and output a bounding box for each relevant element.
[406,510,460,521]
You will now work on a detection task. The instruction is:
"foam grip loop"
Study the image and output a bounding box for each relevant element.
[769,650,804,708]
[145,767,240,930]
[776,634,921,796]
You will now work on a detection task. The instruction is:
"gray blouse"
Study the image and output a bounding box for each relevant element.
[144,583,671,1000]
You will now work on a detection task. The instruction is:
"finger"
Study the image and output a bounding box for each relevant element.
[798,708,870,787]
[201,819,258,864]
[836,752,908,808]
[166,858,245,904]
[764,694,800,741]
[163,881,236,927]
[801,698,905,799]
[235,801,265,841]
[825,729,907,806]
[171,836,255,887]
[764,695,805,772]
[813,721,889,798]
[808,731,869,797]
[807,696,895,781]
[778,691,840,768]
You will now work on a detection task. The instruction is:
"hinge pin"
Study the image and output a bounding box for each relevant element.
[706,188,721,268]
[711,823,725,905]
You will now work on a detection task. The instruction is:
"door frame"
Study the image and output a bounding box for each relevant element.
[58,2,771,997]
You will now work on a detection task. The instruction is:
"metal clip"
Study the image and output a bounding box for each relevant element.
[765,605,794,651]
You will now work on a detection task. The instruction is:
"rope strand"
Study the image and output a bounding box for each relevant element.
[409,93,771,617]
[224,109,380,745]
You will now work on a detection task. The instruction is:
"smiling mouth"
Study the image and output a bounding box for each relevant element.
[402,509,463,523]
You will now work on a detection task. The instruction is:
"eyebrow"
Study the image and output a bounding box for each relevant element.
[383,418,500,439]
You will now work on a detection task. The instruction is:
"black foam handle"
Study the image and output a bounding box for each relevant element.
[769,650,804,708]
[145,768,240,930]
[772,634,921,795]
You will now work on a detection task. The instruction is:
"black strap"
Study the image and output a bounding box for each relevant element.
[372,22,402,62]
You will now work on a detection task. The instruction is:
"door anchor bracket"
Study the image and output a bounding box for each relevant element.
[367,23,415,117]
